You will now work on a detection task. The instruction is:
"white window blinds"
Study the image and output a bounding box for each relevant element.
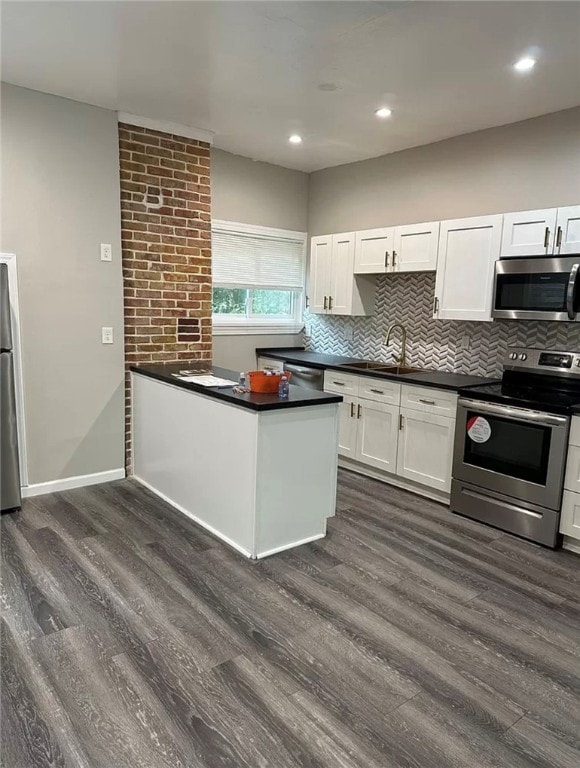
[212,223,306,290]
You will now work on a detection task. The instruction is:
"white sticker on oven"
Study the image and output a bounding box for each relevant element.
[467,416,491,443]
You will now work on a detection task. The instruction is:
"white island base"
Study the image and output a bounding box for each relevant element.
[132,373,340,559]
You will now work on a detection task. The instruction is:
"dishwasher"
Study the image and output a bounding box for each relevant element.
[283,363,324,391]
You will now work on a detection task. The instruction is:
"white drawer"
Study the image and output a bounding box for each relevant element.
[560,490,580,541]
[569,416,580,448]
[324,370,359,396]
[257,356,284,372]
[401,384,457,417]
[358,376,401,405]
[564,444,580,494]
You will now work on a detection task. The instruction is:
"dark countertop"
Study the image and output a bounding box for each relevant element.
[131,362,343,412]
[256,347,498,393]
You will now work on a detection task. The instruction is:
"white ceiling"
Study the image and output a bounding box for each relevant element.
[2,1,579,172]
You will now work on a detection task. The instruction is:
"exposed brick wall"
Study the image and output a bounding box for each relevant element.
[118,123,212,470]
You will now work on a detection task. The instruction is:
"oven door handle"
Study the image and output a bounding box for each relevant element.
[566,263,579,321]
[458,398,568,427]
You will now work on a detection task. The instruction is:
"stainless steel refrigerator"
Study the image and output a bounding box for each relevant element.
[1,263,21,512]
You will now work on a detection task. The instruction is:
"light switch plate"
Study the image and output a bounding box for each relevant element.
[100,243,112,262]
[101,327,114,344]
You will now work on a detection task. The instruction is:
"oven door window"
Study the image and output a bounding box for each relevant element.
[495,272,578,313]
[464,411,552,485]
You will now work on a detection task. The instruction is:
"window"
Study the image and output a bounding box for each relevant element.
[212,220,306,334]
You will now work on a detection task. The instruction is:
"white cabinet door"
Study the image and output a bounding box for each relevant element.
[435,215,502,321]
[356,401,399,473]
[354,228,393,274]
[309,236,331,313]
[500,208,557,258]
[561,491,580,541]
[337,396,359,458]
[555,205,580,255]
[397,409,455,493]
[329,232,356,314]
[393,221,439,273]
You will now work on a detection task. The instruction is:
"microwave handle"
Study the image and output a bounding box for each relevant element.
[566,263,579,321]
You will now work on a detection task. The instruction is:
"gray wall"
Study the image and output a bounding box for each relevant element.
[211,149,309,371]
[308,107,580,235]
[1,84,125,485]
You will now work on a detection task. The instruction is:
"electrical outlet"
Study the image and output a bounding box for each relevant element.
[101,327,114,344]
[343,327,354,341]
[100,243,112,262]
[459,334,470,351]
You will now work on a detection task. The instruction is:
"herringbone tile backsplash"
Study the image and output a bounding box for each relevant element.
[305,273,580,377]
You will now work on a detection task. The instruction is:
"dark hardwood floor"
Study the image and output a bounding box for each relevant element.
[2,469,579,768]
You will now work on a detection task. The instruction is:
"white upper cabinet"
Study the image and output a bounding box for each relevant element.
[309,233,375,316]
[393,221,440,273]
[434,214,503,321]
[354,222,439,275]
[555,205,580,255]
[309,235,332,313]
[330,232,356,314]
[500,208,558,258]
[354,228,393,274]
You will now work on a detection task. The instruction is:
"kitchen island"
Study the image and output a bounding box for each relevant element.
[131,363,342,559]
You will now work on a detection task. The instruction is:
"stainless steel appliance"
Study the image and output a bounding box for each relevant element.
[1,263,21,512]
[283,363,324,391]
[451,347,580,547]
[493,256,580,321]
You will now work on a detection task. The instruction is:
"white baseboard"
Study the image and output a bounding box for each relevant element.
[257,533,326,560]
[133,475,254,559]
[562,536,580,555]
[21,469,126,498]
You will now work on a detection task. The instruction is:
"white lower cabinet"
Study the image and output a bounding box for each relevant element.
[560,491,580,540]
[356,400,400,473]
[256,356,284,372]
[397,408,455,493]
[326,375,457,495]
[337,396,359,458]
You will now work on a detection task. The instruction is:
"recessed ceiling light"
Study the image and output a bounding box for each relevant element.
[289,134,302,145]
[375,107,392,119]
[514,57,536,72]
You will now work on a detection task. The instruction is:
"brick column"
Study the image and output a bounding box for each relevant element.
[118,123,212,471]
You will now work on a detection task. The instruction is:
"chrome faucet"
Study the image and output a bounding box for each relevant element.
[384,322,407,367]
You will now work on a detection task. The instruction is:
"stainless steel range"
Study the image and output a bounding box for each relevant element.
[451,347,580,548]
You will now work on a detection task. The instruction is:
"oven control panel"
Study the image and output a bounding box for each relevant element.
[505,348,580,375]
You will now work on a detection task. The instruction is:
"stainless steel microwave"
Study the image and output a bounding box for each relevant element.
[493,256,580,322]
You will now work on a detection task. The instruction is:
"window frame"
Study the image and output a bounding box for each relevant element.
[211,220,307,335]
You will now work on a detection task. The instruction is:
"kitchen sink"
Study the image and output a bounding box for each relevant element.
[344,361,388,370]
[341,362,426,375]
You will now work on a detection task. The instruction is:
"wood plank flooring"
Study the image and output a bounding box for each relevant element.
[2,469,579,767]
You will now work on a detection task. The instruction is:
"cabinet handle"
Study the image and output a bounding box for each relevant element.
[419,398,436,405]
[544,226,550,252]
[399,414,404,430]
[305,295,310,309]
[556,226,563,251]
[392,250,397,267]
[385,251,390,268]
[350,402,355,418]
[369,388,384,395]
[357,404,362,419]
[433,296,439,315]
[332,381,345,386]
[323,295,328,310]
[328,295,333,311]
